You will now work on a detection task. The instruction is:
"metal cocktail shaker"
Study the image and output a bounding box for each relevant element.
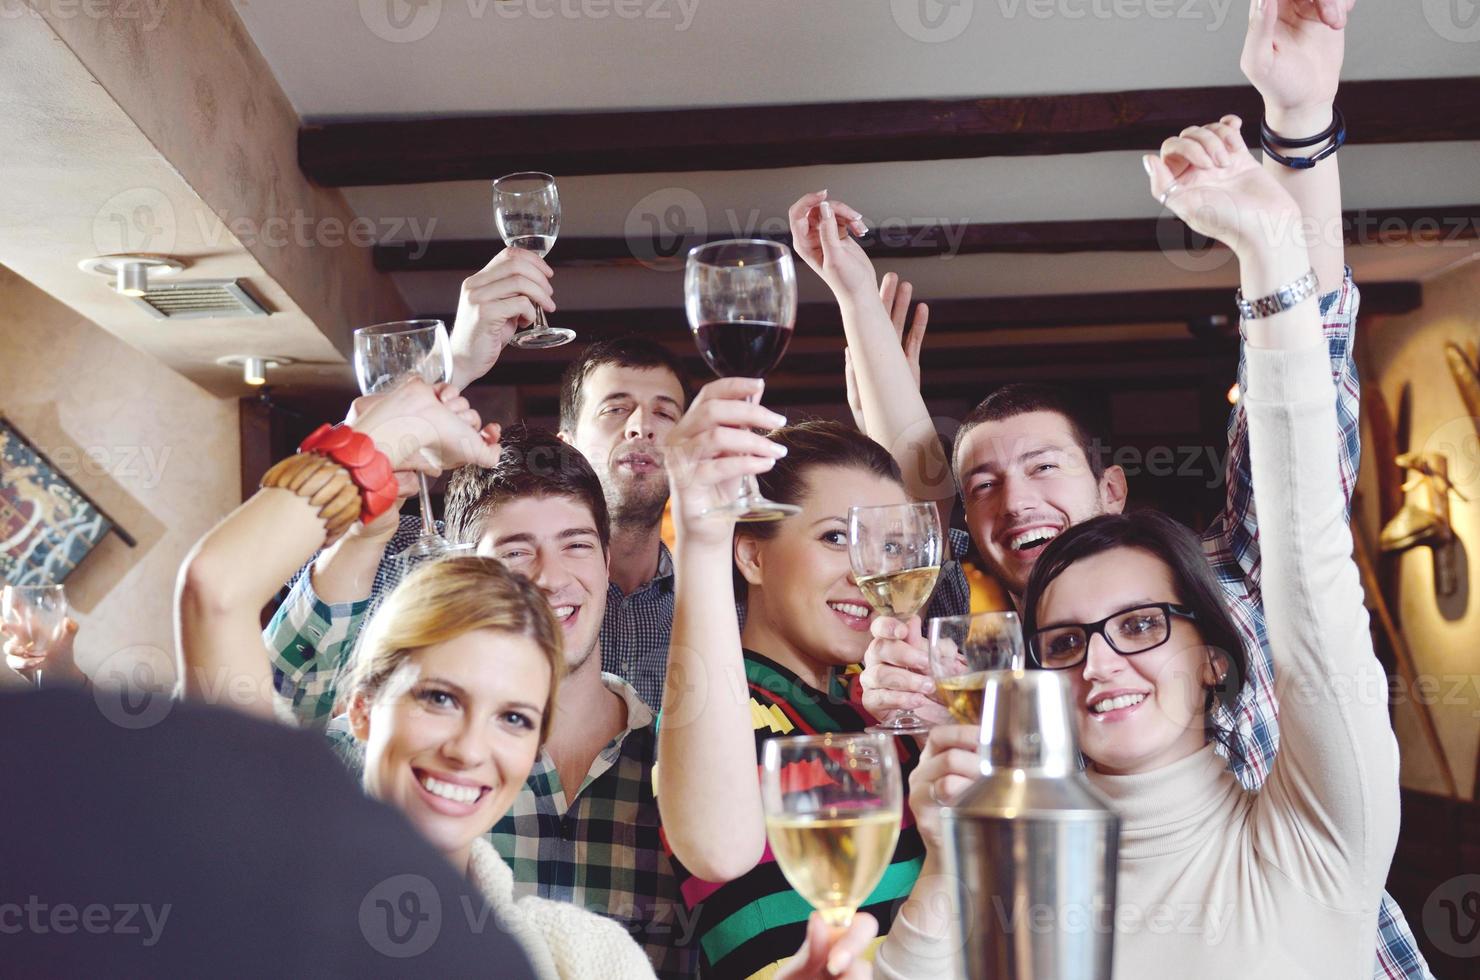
[940,670,1120,980]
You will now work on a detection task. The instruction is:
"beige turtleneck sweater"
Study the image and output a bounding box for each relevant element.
[1093,340,1403,977]
[879,342,1401,979]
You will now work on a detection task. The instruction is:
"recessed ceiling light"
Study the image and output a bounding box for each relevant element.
[78,254,185,296]
[217,355,294,386]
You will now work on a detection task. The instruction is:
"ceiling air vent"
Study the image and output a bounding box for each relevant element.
[127,279,270,320]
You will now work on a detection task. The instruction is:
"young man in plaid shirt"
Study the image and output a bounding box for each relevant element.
[280,426,695,977]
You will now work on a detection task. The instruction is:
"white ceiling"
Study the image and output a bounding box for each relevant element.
[233,1,1478,116]
[219,1,1480,390]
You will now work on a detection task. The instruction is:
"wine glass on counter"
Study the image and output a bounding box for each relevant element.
[684,238,799,522]
[492,171,574,349]
[1,583,68,687]
[352,319,472,566]
[927,611,1025,726]
[761,733,903,929]
[848,501,943,735]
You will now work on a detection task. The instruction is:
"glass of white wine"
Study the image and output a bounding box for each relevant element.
[761,733,903,929]
[927,611,1025,726]
[492,171,574,348]
[848,502,943,735]
[1,583,68,687]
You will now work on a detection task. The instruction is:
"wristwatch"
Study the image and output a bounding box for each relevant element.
[1235,268,1319,321]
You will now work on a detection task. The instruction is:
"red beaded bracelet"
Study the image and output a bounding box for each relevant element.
[299,423,399,524]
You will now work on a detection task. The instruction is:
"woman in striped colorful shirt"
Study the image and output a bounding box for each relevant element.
[658,378,947,978]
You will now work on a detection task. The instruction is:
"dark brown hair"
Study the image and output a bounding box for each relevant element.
[952,383,1107,488]
[739,420,905,542]
[558,335,693,433]
[444,424,611,553]
[1020,509,1248,770]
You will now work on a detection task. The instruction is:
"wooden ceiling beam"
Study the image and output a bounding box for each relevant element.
[302,77,1480,186]
[377,205,1480,270]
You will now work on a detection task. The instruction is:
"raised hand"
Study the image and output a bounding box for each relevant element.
[449,248,557,387]
[1143,116,1301,258]
[2,616,79,682]
[860,615,952,730]
[787,190,876,301]
[844,273,930,433]
[663,378,789,548]
[1241,0,1352,128]
[347,379,502,475]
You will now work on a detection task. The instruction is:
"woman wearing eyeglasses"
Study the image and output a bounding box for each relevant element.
[877,113,1401,979]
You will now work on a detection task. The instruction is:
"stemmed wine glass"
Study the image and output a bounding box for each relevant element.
[848,502,943,735]
[684,238,799,522]
[352,319,472,565]
[492,171,574,349]
[927,611,1025,726]
[1,583,68,687]
[761,733,903,929]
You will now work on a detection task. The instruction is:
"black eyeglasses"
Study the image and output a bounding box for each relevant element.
[1028,602,1197,670]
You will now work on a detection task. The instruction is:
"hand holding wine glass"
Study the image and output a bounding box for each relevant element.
[848,502,943,735]
[859,616,952,730]
[662,378,790,549]
[353,320,497,561]
[762,734,903,930]
[492,172,573,349]
[1,584,73,687]
[449,247,557,387]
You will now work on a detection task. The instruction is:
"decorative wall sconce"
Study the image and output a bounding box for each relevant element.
[1380,451,1468,595]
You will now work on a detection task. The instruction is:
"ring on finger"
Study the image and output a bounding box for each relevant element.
[1158,180,1182,207]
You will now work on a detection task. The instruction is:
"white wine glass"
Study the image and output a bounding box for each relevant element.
[927,611,1024,726]
[1,583,68,687]
[492,171,573,349]
[848,502,943,735]
[761,733,903,929]
[684,238,799,522]
[352,319,471,564]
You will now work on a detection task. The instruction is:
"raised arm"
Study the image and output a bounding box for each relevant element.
[1149,120,1398,905]
[657,378,789,881]
[176,381,501,720]
[788,193,954,515]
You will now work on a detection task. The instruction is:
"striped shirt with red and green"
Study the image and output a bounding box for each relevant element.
[661,650,925,979]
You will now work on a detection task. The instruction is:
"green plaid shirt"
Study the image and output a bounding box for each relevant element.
[265,573,369,727]
[325,674,694,979]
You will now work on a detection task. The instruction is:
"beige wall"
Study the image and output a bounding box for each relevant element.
[0,266,239,691]
[1357,258,1480,800]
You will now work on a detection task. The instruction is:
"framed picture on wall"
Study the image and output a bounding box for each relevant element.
[0,417,133,585]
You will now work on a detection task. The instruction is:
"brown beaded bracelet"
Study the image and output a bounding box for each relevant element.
[260,453,363,546]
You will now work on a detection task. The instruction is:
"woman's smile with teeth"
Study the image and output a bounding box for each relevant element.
[417,772,485,804]
[1091,692,1147,714]
[828,601,871,619]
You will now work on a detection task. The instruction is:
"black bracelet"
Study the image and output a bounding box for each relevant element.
[1260,107,1346,170]
[1261,107,1343,148]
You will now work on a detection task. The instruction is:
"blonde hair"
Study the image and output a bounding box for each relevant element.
[341,556,564,740]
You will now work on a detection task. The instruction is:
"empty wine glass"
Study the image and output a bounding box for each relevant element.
[927,611,1025,726]
[492,171,573,349]
[761,733,903,928]
[2,583,68,687]
[848,502,943,735]
[684,238,799,522]
[352,319,471,563]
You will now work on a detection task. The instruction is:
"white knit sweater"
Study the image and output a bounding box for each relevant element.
[466,838,657,980]
[878,343,1401,978]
